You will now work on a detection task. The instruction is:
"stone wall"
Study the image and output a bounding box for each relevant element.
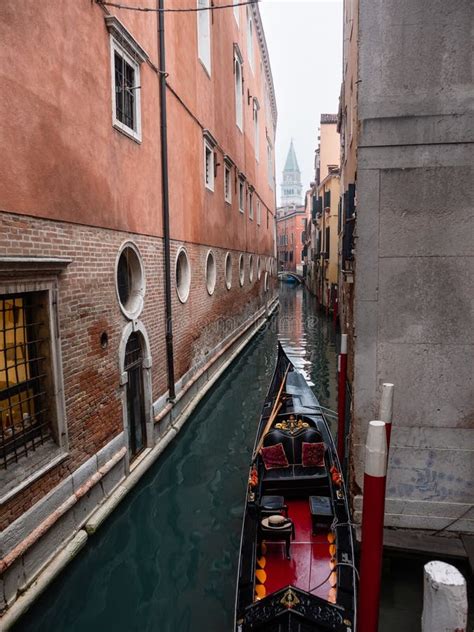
[351,0,474,532]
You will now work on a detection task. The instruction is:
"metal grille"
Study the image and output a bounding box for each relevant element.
[0,294,51,469]
[124,332,143,371]
[115,51,136,130]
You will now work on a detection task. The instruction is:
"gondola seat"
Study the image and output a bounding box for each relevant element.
[260,427,329,493]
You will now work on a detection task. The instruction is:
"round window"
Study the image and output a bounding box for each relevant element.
[257,256,261,280]
[225,252,232,290]
[205,250,216,295]
[176,247,191,303]
[249,255,254,283]
[116,242,145,320]
[239,254,244,287]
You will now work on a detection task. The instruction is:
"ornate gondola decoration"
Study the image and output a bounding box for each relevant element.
[234,343,357,631]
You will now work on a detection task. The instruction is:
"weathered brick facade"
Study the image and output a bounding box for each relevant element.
[0,210,276,530]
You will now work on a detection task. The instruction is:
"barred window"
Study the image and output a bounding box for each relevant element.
[115,51,136,131]
[0,293,51,469]
[111,38,142,142]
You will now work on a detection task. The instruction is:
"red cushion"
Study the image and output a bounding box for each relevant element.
[302,442,325,467]
[261,443,289,470]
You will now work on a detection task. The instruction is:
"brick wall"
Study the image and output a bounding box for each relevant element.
[0,211,276,530]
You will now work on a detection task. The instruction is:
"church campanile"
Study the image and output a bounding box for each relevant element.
[280,139,302,206]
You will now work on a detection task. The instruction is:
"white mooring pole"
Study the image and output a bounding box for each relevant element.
[421,561,468,632]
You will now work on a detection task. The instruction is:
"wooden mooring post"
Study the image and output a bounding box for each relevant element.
[421,561,468,631]
[337,334,348,464]
[358,420,387,632]
[378,382,394,448]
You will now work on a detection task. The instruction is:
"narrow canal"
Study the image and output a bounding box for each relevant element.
[13,286,471,631]
[14,286,337,632]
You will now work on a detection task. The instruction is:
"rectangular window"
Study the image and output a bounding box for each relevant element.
[325,226,330,259]
[233,0,239,25]
[247,8,254,72]
[324,189,331,209]
[253,99,260,162]
[239,180,245,213]
[234,48,243,131]
[249,191,254,220]
[1,293,52,469]
[197,0,211,75]
[111,39,142,142]
[257,200,261,226]
[204,139,214,191]
[224,164,232,203]
[267,139,273,189]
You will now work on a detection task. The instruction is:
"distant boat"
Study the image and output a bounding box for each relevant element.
[234,342,357,631]
[278,272,301,284]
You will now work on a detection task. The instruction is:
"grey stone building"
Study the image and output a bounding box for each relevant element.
[340,0,473,538]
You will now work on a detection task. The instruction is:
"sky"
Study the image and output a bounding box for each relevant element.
[259,0,343,205]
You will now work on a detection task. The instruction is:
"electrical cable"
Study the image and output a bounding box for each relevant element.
[97,0,258,13]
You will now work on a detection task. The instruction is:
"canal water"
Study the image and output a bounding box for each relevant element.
[13,285,471,631]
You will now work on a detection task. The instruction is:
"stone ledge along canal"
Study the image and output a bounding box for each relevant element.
[12,285,470,631]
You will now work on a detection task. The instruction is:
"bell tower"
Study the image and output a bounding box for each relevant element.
[280,139,302,206]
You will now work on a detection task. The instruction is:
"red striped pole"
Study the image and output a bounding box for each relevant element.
[378,383,394,448]
[337,334,348,463]
[358,420,388,632]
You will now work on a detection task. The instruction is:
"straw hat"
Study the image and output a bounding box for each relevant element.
[261,515,291,529]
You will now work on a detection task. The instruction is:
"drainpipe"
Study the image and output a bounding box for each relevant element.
[157,0,175,400]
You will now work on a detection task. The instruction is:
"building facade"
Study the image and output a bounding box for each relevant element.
[0,0,277,619]
[276,205,306,273]
[306,115,340,313]
[338,0,473,537]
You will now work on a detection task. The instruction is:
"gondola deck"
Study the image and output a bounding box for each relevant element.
[256,499,335,600]
[235,343,356,632]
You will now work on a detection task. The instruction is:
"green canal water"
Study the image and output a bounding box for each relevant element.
[13,286,471,631]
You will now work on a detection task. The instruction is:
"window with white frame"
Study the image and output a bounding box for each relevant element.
[249,191,254,220]
[239,179,245,213]
[204,139,214,191]
[224,163,232,203]
[233,0,239,25]
[253,99,260,162]
[267,139,273,189]
[234,46,243,131]
[257,200,261,226]
[106,17,148,143]
[203,131,216,191]
[197,0,211,75]
[247,8,254,72]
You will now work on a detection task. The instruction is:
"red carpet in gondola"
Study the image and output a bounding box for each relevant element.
[261,498,334,600]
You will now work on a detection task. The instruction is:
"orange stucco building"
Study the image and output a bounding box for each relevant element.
[0,0,277,619]
[276,206,307,273]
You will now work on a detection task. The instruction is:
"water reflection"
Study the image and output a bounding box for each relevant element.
[277,284,339,421]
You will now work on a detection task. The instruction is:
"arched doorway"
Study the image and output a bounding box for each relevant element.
[124,331,146,458]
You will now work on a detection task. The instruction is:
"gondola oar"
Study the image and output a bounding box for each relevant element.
[252,364,290,461]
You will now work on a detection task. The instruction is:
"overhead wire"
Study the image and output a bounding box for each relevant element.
[97,0,259,13]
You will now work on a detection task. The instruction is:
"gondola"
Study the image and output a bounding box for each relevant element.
[235,343,357,631]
